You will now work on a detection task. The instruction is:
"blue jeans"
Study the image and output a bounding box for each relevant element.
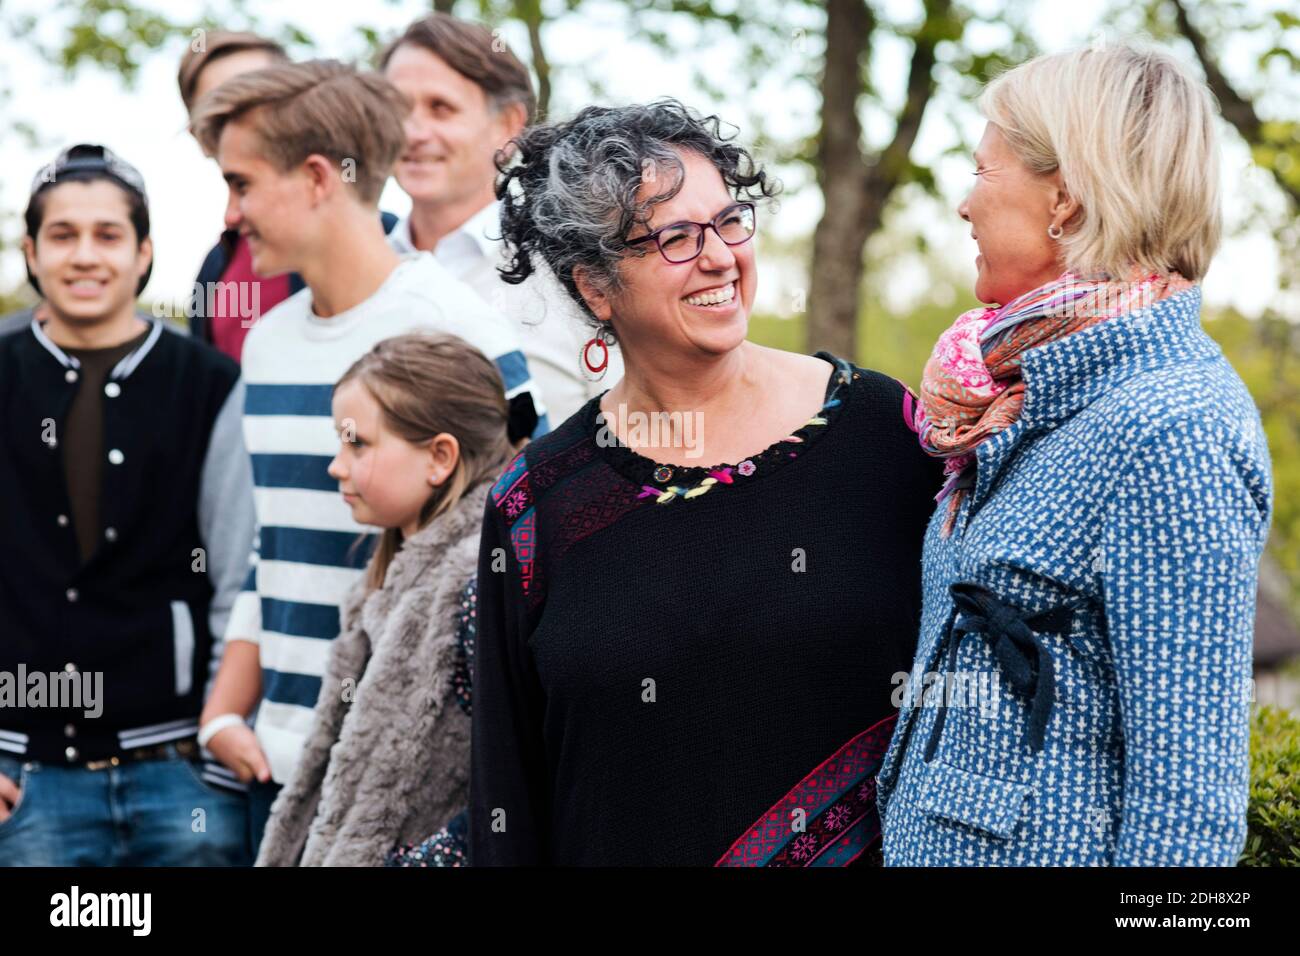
[0,747,251,866]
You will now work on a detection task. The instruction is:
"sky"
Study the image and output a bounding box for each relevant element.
[0,0,1294,319]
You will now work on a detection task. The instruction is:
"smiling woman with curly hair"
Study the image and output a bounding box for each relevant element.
[468,99,945,866]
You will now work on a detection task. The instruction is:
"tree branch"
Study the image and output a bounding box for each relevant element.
[806,0,876,356]
[806,0,951,355]
[516,0,551,120]
[818,0,874,195]
[861,0,952,238]
[1170,0,1299,208]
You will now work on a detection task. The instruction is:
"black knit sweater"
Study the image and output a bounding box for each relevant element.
[469,352,944,865]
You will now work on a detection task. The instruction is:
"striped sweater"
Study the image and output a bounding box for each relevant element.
[226,252,548,784]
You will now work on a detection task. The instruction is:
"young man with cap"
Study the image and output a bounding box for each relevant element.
[189,60,547,850]
[0,145,256,865]
[381,13,621,425]
[179,31,402,362]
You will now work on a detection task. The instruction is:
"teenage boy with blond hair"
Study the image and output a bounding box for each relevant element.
[190,59,547,848]
[179,32,406,362]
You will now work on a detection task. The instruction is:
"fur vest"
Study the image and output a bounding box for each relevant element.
[256,480,488,866]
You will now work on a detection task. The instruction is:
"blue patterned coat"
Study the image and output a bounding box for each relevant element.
[876,287,1273,866]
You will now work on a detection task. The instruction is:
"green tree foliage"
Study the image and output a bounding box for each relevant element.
[4,0,317,86]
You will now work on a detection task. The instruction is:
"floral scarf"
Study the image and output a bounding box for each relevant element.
[910,269,1193,536]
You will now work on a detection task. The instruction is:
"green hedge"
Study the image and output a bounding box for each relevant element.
[1241,704,1300,866]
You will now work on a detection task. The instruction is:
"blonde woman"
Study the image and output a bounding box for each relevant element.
[876,43,1273,866]
[256,333,516,866]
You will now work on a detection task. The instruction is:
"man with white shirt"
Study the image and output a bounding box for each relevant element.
[381,13,621,426]
[188,59,546,853]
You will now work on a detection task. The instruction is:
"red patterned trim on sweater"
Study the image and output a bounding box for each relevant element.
[716,712,899,867]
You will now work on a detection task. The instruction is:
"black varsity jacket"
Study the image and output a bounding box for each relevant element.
[0,318,254,767]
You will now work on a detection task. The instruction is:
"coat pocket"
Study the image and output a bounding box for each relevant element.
[917,761,1031,841]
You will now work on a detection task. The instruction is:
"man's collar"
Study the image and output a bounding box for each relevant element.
[389,216,417,255]
[397,200,501,259]
[459,200,502,257]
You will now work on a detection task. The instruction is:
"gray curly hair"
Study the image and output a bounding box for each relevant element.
[495,98,780,333]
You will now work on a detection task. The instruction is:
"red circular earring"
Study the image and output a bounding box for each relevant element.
[580,332,609,380]
[582,337,608,373]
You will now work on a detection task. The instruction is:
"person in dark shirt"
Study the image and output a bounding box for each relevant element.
[469,100,944,866]
[0,145,254,865]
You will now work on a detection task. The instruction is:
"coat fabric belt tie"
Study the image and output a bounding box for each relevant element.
[922,582,1076,762]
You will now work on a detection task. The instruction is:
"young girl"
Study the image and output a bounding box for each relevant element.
[255,332,516,866]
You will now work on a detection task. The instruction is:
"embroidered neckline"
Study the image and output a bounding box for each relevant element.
[589,351,858,504]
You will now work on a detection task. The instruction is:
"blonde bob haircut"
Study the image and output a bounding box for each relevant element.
[979,43,1222,281]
